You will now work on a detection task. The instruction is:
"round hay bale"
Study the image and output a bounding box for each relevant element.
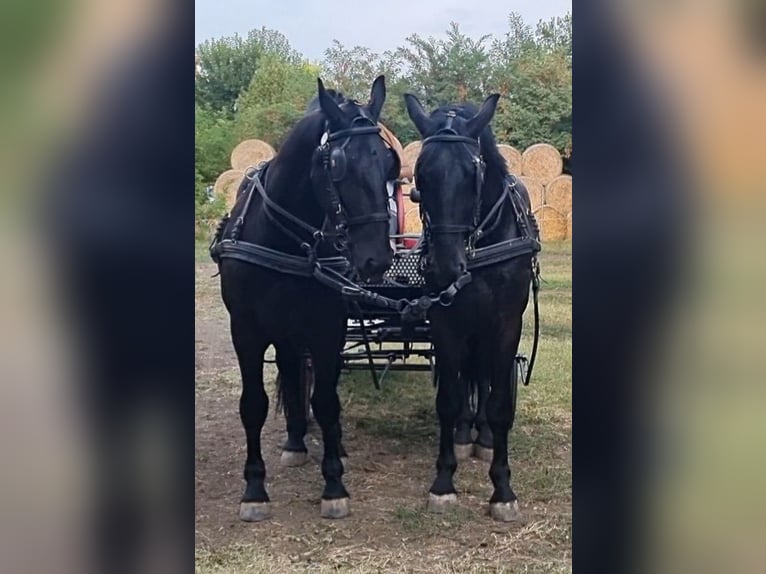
[401,141,422,175]
[519,176,545,211]
[521,143,563,185]
[497,144,523,175]
[214,169,245,210]
[566,211,572,240]
[400,183,422,235]
[545,174,572,213]
[230,139,276,171]
[533,205,568,242]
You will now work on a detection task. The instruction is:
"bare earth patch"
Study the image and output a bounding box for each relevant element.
[195,243,572,573]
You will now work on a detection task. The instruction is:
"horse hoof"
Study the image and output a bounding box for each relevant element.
[489,500,522,522]
[473,444,494,462]
[280,450,308,467]
[427,493,457,514]
[239,501,272,522]
[320,497,350,519]
[454,443,473,461]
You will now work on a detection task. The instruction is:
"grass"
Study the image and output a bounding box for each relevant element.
[195,240,571,573]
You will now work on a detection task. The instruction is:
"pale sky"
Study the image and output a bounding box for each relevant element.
[195,0,572,61]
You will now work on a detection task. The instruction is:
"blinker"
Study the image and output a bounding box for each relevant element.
[329,147,347,181]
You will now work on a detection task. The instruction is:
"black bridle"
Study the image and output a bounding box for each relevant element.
[227,115,391,258]
[419,111,486,240]
[316,116,392,250]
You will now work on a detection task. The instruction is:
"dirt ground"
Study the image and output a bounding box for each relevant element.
[195,243,572,573]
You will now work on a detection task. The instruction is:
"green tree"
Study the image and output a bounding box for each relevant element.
[195,105,236,204]
[234,56,319,148]
[195,28,300,114]
[394,22,493,108]
[321,41,383,100]
[490,13,572,153]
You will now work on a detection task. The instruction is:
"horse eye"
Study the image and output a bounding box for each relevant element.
[370,149,377,155]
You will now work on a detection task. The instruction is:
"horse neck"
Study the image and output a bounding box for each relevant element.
[243,147,327,254]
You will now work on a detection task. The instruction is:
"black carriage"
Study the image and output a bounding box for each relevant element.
[292,180,537,419]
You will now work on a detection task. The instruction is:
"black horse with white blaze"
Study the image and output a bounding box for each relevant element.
[211,76,395,521]
[404,92,541,522]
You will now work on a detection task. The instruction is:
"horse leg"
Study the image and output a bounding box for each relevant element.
[453,372,474,461]
[275,344,308,467]
[427,339,462,513]
[230,313,271,522]
[486,324,523,522]
[333,358,348,461]
[473,375,494,462]
[309,334,350,519]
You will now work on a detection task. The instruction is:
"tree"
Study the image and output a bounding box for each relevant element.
[321,41,383,100]
[393,22,493,108]
[490,13,572,153]
[195,28,300,114]
[234,56,319,148]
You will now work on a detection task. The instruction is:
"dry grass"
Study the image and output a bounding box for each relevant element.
[544,175,572,214]
[400,183,423,235]
[533,206,568,242]
[520,176,545,211]
[230,139,275,171]
[402,141,422,176]
[213,169,244,210]
[195,242,571,573]
[521,144,563,186]
[498,144,523,176]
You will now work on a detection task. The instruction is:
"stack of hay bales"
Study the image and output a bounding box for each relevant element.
[400,141,422,182]
[519,143,572,242]
[396,139,572,242]
[213,139,276,210]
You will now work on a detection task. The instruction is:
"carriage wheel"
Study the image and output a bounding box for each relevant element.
[301,354,314,422]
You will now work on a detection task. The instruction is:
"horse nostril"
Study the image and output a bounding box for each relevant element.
[458,262,467,274]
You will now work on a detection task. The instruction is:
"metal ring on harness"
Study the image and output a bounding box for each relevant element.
[438,291,455,306]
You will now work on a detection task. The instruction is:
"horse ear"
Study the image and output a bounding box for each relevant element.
[404,93,431,136]
[367,75,386,122]
[317,77,344,126]
[465,93,500,139]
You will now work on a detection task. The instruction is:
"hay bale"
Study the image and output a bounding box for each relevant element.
[519,176,545,211]
[545,174,572,214]
[497,144,523,175]
[521,143,563,185]
[230,139,276,171]
[401,141,422,176]
[534,205,568,242]
[400,183,422,235]
[566,211,572,240]
[214,169,245,210]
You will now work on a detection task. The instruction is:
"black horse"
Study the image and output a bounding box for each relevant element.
[213,76,395,521]
[404,92,540,522]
